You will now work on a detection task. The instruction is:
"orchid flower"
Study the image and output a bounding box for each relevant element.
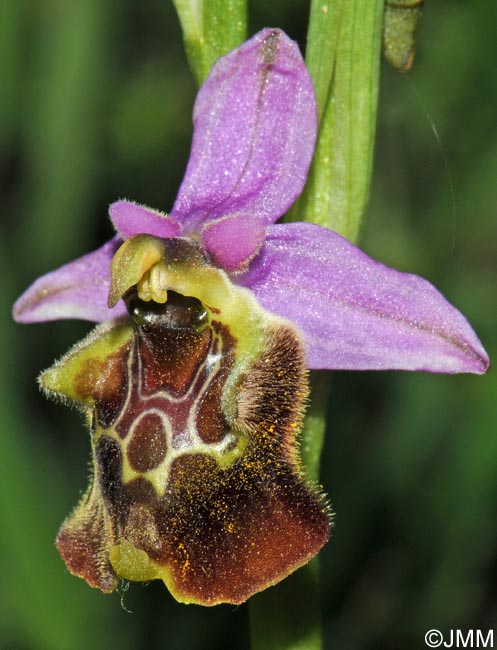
[13,29,488,606]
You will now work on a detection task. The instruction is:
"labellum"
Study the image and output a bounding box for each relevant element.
[42,236,330,605]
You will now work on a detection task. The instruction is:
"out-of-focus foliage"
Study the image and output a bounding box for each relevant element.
[1,1,495,649]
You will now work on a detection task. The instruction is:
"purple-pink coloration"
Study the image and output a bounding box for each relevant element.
[238,223,488,373]
[171,29,317,232]
[202,214,266,271]
[14,238,126,323]
[13,28,489,376]
[110,202,181,240]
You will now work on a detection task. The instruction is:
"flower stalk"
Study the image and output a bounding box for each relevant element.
[252,1,384,648]
[291,0,384,242]
[249,375,330,650]
[172,0,247,84]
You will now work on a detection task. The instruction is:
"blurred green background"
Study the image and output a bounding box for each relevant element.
[1,1,496,649]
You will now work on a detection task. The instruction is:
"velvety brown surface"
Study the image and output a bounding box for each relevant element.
[55,295,330,603]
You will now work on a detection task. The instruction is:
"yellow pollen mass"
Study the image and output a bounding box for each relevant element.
[177,543,191,577]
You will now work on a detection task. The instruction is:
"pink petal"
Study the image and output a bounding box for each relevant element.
[13,237,127,323]
[171,28,317,231]
[238,223,489,374]
[109,200,181,239]
[201,214,266,272]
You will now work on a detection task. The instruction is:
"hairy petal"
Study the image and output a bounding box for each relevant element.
[13,238,127,323]
[238,223,489,374]
[109,200,181,239]
[171,28,317,230]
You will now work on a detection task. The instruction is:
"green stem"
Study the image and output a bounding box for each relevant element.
[172,0,247,84]
[251,2,384,649]
[300,374,332,484]
[290,0,384,242]
[249,375,330,650]
[249,557,323,650]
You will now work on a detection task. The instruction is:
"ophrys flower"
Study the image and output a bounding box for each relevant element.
[13,29,488,605]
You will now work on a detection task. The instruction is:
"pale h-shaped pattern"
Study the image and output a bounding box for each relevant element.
[95,322,248,499]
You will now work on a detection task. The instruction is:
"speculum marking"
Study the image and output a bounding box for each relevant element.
[127,412,168,472]
[95,293,245,498]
